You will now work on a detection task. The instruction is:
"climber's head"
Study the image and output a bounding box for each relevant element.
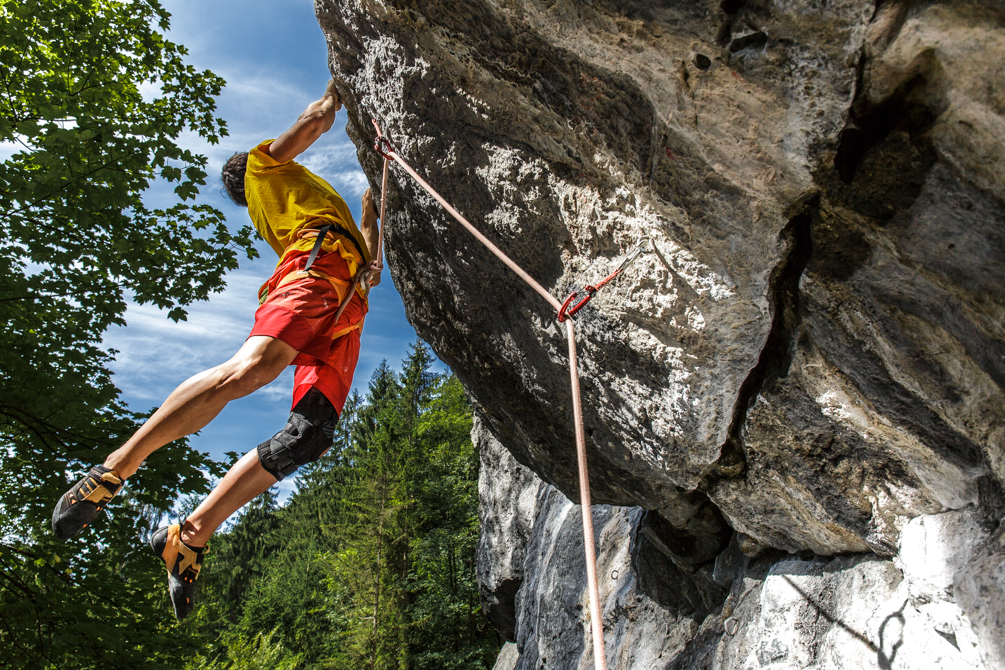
[221,151,249,207]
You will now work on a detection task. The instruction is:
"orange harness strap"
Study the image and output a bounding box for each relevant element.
[272,267,366,339]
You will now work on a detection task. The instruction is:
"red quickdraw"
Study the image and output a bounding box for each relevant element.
[557,237,650,322]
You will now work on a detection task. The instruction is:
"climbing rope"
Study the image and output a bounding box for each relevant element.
[371,121,675,670]
[373,121,561,312]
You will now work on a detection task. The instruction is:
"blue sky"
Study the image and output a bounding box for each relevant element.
[101,0,436,500]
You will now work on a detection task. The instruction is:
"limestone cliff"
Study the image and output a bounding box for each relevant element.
[316,0,1004,667]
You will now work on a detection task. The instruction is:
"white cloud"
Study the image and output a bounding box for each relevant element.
[104,268,266,403]
[0,141,20,163]
[137,80,163,103]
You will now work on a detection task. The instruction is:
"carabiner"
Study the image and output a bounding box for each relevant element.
[558,285,597,322]
[615,236,650,274]
[372,119,395,159]
[374,136,395,160]
[557,237,651,321]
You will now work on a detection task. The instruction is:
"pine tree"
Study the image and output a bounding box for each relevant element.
[409,375,498,669]
[328,361,409,669]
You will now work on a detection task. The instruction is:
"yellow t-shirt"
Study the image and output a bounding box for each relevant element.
[245,140,371,272]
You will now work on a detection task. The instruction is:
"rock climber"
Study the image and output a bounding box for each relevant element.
[51,79,382,618]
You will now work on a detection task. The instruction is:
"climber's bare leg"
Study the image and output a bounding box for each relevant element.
[103,336,298,479]
[180,450,276,546]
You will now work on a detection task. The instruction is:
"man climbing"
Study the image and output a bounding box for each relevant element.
[51,80,381,618]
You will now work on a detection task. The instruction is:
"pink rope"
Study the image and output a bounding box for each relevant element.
[372,121,607,670]
[566,318,607,670]
[392,155,560,311]
[376,155,388,267]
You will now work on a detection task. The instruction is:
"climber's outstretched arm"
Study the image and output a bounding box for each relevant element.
[266,80,342,163]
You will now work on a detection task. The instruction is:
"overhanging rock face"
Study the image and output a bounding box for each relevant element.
[317,0,1004,665]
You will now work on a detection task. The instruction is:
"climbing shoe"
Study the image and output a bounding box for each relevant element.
[150,524,205,620]
[51,465,123,539]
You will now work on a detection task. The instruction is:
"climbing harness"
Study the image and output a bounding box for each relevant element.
[373,120,625,670]
[297,205,386,336]
[302,223,334,273]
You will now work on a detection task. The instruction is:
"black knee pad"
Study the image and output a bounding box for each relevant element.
[257,388,337,481]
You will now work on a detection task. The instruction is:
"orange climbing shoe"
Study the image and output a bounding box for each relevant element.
[150,524,205,620]
[51,465,123,539]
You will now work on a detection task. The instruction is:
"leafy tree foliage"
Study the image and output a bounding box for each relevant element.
[0,1,255,667]
[188,344,501,669]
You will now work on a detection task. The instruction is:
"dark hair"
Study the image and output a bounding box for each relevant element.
[221,151,249,207]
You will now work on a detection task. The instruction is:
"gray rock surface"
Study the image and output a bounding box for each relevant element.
[316,0,1005,666]
[708,1,1005,556]
[482,445,993,669]
[494,642,520,670]
[956,525,1005,670]
[477,415,547,640]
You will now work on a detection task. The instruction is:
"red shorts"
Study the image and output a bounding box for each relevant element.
[249,250,367,414]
